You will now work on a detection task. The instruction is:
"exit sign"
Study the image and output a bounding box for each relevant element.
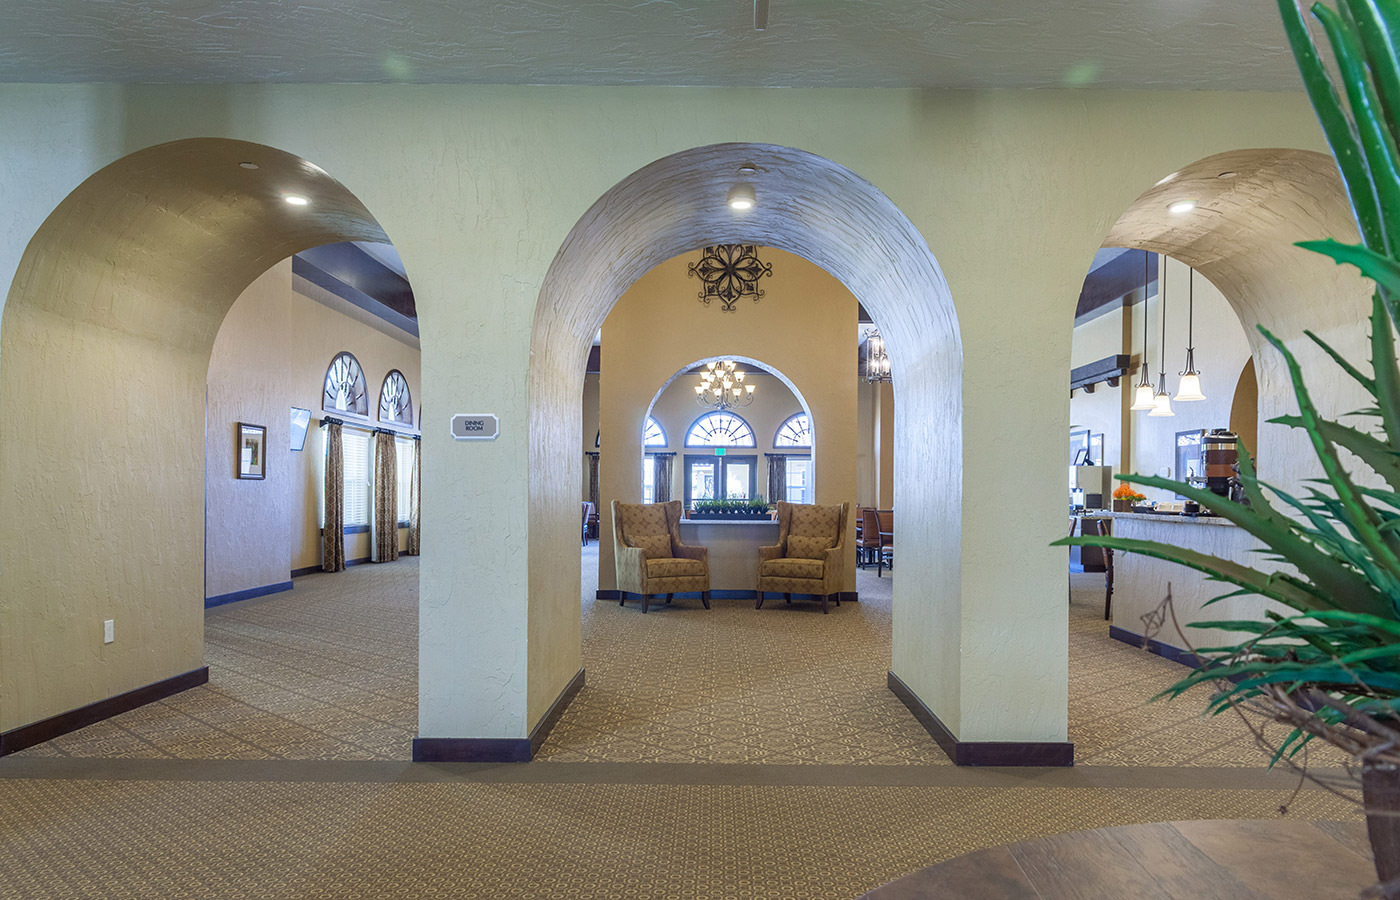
[714,447,726,456]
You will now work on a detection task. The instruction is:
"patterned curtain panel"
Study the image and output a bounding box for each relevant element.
[405,438,421,556]
[654,455,672,504]
[588,453,600,510]
[766,454,787,505]
[322,422,346,572]
[371,431,399,563]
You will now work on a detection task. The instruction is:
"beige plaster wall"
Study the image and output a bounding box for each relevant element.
[0,85,1351,746]
[596,249,857,598]
[206,258,422,602]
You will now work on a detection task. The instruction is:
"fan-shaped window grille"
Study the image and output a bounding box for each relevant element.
[323,352,368,417]
[379,370,414,426]
[685,412,756,447]
[643,416,667,447]
[774,413,812,448]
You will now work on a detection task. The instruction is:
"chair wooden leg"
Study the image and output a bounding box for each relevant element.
[756,591,765,609]
[619,594,626,607]
[834,593,841,606]
[643,594,650,614]
[785,592,791,604]
[701,590,711,610]
[666,593,673,604]
[821,594,829,614]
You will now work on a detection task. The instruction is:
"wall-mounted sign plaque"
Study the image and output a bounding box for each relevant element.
[451,414,499,441]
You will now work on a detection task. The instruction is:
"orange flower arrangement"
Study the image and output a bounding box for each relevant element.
[1112,483,1146,504]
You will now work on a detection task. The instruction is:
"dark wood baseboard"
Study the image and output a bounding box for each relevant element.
[1108,625,1203,669]
[291,565,322,578]
[204,581,292,609]
[887,670,1074,767]
[412,668,585,763]
[0,667,210,757]
[530,667,585,756]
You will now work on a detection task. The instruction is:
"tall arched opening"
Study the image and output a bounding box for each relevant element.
[504,141,1006,765]
[0,138,421,757]
[1062,147,1372,764]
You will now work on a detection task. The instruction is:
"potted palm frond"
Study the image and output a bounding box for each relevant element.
[1061,1,1400,892]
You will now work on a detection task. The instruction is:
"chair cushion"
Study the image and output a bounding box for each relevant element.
[645,557,707,578]
[789,504,841,540]
[759,557,826,580]
[631,533,674,560]
[788,534,836,559]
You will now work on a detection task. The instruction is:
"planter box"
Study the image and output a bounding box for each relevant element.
[688,512,772,521]
[1112,499,1132,512]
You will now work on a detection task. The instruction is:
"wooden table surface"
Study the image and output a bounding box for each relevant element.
[861,819,1372,900]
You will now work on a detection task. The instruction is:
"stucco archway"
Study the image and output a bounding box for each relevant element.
[1101,148,1372,492]
[519,142,975,759]
[0,138,395,743]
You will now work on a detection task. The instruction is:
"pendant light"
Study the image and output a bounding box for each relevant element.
[1131,251,1157,411]
[1150,257,1175,417]
[1175,266,1207,401]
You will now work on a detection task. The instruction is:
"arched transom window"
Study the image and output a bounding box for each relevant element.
[774,412,812,448]
[379,370,414,426]
[685,411,756,447]
[643,416,667,447]
[323,352,368,417]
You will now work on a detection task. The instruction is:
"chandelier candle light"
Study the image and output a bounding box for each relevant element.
[863,328,892,383]
[1131,251,1157,411]
[1175,267,1206,402]
[696,360,756,411]
[1150,257,1175,417]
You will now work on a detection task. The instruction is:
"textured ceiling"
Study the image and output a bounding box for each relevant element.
[0,1,1302,89]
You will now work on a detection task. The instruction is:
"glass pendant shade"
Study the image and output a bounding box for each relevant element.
[1131,382,1156,411]
[1149,390,1175,417]
[1176,372,1206,402]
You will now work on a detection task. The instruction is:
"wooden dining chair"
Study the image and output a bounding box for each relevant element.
[875,509,894,577]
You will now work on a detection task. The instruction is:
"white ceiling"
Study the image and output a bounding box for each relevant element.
[0,1,1302,89]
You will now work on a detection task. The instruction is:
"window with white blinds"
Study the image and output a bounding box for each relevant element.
[341,428,372,526]
[396,437,415,524]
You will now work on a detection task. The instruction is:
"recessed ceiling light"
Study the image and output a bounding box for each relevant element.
[727,183,756,210]
[737,164,759,175]
[1217,171,1238,179]
[238,161,259,170]
[1168,199,1197,214]
[1155,172,1179,186]
[284,194,310,206]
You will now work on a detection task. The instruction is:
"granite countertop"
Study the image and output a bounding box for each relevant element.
[1107,511,1237,526]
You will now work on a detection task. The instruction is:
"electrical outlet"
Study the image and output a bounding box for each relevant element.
[103,619,114,644]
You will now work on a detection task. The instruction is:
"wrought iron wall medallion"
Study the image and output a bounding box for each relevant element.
[687,245,773,312]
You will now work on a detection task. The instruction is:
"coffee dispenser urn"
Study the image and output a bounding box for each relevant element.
[1203,429,1238,497]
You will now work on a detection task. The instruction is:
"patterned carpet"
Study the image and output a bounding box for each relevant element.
[0,548,1367,899]
[15,547,1346,768]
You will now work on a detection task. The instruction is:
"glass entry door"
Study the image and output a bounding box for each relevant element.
[684,454,756,507]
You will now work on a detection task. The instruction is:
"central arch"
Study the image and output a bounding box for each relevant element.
[520,142,978,758]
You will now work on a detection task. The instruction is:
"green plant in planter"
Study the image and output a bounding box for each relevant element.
[1059,1,1400,891]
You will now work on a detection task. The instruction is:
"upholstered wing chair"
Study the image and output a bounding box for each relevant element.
[756,501,850,614]
[612,499,711,613]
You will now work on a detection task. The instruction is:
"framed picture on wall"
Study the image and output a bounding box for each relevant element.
[237,422,267,480]
[289,407,311,452]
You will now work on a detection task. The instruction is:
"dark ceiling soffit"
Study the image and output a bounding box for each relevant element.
[292,253,419,338]
[857,303,873,324]
[586,345,601,374]
[1070,354,1131,393]
[1076,249,1157,324]
[297,242,417,318]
